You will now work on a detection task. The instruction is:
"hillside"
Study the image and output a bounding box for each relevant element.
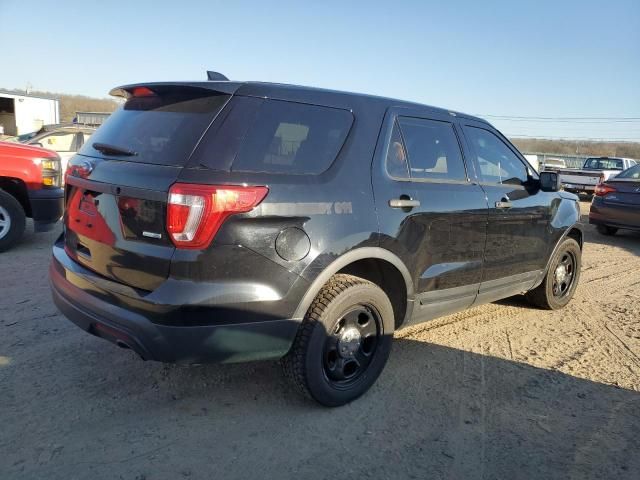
[2,88,119,123]
[510,138,640,159]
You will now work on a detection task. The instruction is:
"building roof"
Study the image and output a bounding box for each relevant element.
[0,89,59,101]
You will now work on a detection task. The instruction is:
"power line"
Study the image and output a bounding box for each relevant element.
[505,133,640,142]
[484,118,640,124]
[478,114,640,121]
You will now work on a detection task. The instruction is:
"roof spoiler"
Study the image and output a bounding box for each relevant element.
[207,71,229,81]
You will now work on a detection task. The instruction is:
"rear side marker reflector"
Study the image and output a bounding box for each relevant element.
[167,183,268,249]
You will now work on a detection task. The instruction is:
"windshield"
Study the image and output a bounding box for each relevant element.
[79,89,229,166]
[584,157,624,170]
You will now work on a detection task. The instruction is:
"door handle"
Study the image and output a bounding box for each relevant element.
[389,198,421,208]
[495,200,512,209]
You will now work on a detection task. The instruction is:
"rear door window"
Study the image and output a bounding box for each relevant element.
[79,89,230,166]
[385,120,410,179]
[231,100,353,175]
[396,117,467,181]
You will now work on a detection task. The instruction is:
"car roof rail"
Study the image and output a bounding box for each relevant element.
[207,71,229,81]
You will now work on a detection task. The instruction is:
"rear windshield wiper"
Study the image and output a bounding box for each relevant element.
[92,142,138,157]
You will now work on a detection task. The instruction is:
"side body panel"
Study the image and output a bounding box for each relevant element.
[371,107,489,324]
[458,120,557,304]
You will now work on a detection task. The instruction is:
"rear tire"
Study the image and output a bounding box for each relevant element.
[282,274,395,407]
[596,224,618,236]
[526,238,581,310]
[0,189,26,253]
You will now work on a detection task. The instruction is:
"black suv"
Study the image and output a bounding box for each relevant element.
[50,80,583,406]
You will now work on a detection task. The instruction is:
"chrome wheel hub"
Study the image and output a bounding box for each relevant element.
[338,328,361,358]
[555,263,568,284]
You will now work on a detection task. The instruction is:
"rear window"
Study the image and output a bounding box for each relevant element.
[584,158,624,170]
[230,99,353,175]
[396,117,467,181]
[79,89,229,166]
[616,164,640,179]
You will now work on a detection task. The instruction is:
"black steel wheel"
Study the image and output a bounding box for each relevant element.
[282,274,395,407]
[526,237,581,310]
[551,250,576,298]
[322,304,381,387]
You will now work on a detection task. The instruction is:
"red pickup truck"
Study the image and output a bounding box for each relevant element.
[0,141,64,251]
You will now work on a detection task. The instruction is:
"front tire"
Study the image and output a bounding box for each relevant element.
[596,224,618,236]
[0,189,26,253]
[282,274,395,407]
[526,238,581,310]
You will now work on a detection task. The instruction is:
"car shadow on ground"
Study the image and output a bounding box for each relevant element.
[5,331,639,479]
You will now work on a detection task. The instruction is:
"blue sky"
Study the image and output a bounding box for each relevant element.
[1,0,639,140]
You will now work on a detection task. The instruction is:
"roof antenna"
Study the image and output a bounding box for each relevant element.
[207,71,229,81]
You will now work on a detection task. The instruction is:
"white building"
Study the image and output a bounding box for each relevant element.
[0,90,60,136]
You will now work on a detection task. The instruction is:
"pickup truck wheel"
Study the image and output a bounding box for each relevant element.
[0,189,26,252]
[526,238,581,310]
[596,224,618,236]
[282,274,394,407]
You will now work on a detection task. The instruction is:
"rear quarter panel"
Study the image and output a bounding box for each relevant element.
[172,95,388,319]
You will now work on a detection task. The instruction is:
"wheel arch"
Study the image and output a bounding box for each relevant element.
[293,247,415,329]
[566,225,583,249]
[0,178,31,217]
[531,221,583,290]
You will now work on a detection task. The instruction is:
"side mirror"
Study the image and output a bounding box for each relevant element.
[539,171,561,192]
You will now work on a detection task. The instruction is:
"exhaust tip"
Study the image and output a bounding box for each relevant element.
[115,340,131,350]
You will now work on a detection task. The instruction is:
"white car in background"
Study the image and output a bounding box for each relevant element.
[26,125,95,174]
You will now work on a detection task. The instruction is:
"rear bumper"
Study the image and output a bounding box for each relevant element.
[50,242,301,364]
[589,200,640,231]
[28,187,64,231]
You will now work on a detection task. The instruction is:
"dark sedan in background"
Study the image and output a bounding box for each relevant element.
[589,164,640,235]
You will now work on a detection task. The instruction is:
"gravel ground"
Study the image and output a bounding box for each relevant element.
[1,201,639,480]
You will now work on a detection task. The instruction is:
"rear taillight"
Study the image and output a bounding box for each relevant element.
[167,183,268,249]
[594,183,616,196]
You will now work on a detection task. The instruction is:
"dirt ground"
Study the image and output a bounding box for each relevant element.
[1,201,639,480]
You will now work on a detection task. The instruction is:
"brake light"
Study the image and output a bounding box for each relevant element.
[131,86,156,97]
[167,183,268,249]
[594,183,616,196]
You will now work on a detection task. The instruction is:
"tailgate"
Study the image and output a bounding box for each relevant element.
[62,84,231,291]
[561,171,599,185]
[64,162,181,291]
